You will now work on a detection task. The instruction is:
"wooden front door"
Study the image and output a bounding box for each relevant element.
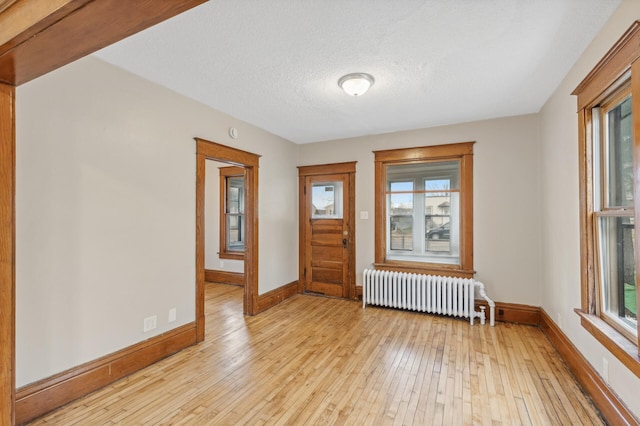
[299,162,356,299]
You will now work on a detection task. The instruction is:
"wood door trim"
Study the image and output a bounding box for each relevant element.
[298,161,356,176]
[0,81,15,425]
[298,163,356,299]
[0,2,207,424]
[196,138,259,325]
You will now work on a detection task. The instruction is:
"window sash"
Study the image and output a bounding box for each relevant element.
[385,185,460,264]
[592,86,637,342]
[594,211,637,341]
[219,167,245,259]
[599,87,633,210]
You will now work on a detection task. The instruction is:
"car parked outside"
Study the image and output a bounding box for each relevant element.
[426,222,449,240]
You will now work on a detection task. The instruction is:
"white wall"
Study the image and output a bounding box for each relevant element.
[298,114,542,305]
[539,0,640,418]
[16,56,298,387]
[204,160,244,274]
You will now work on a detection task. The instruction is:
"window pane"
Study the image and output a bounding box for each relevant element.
[312,181,343,218]
[425,193,451,253]
[390,193,413,215]
[605,96,633,208]
[227,214,244,250]
[388,161,459,188]
[227,176,244,214]
[598,216,637,333]
[390,215,413,250]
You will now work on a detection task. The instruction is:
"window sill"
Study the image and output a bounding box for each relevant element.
[373,261,474,278]
[574,308,640,379]
[218,252,244,261]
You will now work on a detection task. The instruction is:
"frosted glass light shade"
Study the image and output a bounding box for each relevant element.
[338,73,374,96]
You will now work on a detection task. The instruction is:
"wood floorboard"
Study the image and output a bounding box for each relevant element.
[29,283,605,425]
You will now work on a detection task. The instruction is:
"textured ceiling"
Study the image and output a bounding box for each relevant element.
[94,0,621,144]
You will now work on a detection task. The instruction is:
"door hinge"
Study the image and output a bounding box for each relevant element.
[303,186,306,195]
[304,267,307,277]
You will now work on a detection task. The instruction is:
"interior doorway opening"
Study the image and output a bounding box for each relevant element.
[195,138,260,342]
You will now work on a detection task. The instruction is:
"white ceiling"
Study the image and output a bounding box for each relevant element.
[94,0,621,144]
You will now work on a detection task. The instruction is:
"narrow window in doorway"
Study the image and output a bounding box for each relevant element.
[219,166,245,259]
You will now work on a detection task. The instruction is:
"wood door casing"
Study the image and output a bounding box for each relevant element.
[299,162,356,299]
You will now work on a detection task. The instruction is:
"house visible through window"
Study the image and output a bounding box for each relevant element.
[374,142,474,277]
[219,166,245,260]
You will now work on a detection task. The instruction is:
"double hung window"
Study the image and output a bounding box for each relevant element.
[374,142,474,277]
[574,22,640,374]
[593,87,637,341]
[219,166,245,259]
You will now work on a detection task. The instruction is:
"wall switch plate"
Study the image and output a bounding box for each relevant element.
[220,260,224,268]
[168,308,177,323]
[143,315,157,332]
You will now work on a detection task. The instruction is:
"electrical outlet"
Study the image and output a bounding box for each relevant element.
[220,260,224,268]
[168,308,177,323]
[143,315,157,332]
[602,357,609,383]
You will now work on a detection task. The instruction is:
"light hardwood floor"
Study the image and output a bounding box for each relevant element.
[29,283,604,425]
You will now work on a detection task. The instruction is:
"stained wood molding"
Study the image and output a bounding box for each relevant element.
[0,0,207,85]
[573,20,640,110]
[0,81,15,425]
[297,161,356,176]
[15,322,197,425]
[373,142,474,278]
[540,309,639,426]
[196,137,260,324]
[0,0,19,15]
[255,281,298,314]
[575,309,640,379]
[205,269,244,286]
[475,301,540,326]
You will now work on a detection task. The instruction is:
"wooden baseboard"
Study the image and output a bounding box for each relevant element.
[205,269,244,286]
[255,281,298,314]
[15,322,197,425]
[540,309,639,425]
[475,300,540,326]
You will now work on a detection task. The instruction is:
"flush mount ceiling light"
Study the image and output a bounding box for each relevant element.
[338,73,375,96]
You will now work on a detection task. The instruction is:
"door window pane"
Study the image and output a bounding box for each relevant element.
[312,181,343,218]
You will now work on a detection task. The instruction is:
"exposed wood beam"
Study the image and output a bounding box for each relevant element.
[0,0,207,85]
